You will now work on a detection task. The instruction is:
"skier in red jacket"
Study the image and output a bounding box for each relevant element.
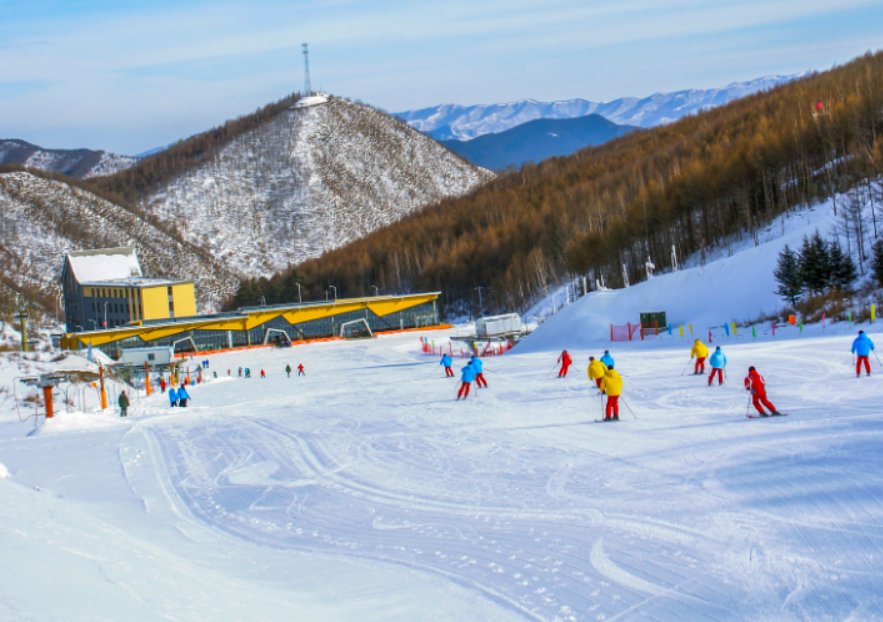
[558,350,573,377]
[744,366,781,416]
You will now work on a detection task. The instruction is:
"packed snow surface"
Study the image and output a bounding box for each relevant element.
[2,318,882,620]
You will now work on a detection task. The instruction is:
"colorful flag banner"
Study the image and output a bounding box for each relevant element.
[752,325,756,338]
[732,322,737,336]
[724,323,730,337]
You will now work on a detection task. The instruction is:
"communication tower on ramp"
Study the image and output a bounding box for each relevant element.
[293,43,328,108]
[303,43,313,96]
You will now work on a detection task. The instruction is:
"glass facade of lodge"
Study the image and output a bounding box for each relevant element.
[94,300,439,360]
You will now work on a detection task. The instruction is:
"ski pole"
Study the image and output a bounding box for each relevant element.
[745,393,752,417]
[680,358,692,376]
[620,397,637,419]
[874,351,882,366]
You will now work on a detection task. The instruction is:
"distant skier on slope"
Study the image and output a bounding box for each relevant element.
[260,369,266,379]
[587,356,607,390]
[297,364,305,376]
[599,364,623,421]
[744,366,781,417]
[708,346,727,386]
[471,356,487,388]
[159,377,166,394]
[440,353,454,377]
[852,330,875,377]
[600,350,614,368]
[286,364,292,378]
[177,384,191,408]
[457,362,476,400]
[118,390,129,418]
[168,387,178,408]
[690,339,709,375]
[557,350,573,378]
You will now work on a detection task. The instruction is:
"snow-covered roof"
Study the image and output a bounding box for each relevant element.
[80,276,192,288]
[66,247,142,284]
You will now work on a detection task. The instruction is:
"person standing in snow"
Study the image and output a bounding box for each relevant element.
[177,384,191,408]
[297,364,305,376]
[708,346,727,386]
[118,390,129,417]
[285,364,292,378]
[260,369,266,379]
[457,362,476,400]
[238,367,243,377]
[852,330,875,377]
[168,387,178,408]
[690,339,709,375]
[440,354,454,377]
[159,377,166,394]
[744,366,780,416]
[599,364,623,421]
[471,355,487,388]
[587,356,607,390]
[558,350,573,378]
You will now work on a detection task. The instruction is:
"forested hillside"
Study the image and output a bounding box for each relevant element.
[238,52,883,316]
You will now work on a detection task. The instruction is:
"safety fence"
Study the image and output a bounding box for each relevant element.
[612,302,879,343]
[420,338,514,357]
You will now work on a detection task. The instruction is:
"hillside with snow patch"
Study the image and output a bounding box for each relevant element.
[139,96,493,276]
[517,197,860,353]
[0,139,136,179]
[0,171,241,309]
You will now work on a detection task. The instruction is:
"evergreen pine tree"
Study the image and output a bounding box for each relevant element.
[873,239,883,287]
[774,244,803,306]
[799,232,830,295]
[828,240,857,292]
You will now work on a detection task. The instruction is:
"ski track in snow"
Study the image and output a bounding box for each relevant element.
[31,329,873,621]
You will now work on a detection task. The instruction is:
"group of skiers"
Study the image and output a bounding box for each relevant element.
[438,354,488,400]
[444,329,876,420]
[585,350,622,420]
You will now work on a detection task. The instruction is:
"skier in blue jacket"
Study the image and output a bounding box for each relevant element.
[600,350,614,368]
[168,387,178,407]
[177,385,191,408]
[457,363,476,400]
[440,354,454,377]
[470,355,487,388]
[708,346,727,386]
[852,330,875,377]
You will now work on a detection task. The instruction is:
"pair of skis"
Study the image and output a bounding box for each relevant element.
[746,412,788,419]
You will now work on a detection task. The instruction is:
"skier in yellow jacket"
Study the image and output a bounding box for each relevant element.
[587,356,607,390]
[599,365,623,421]
[690,339,709,375]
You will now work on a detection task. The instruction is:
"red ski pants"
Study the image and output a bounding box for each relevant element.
[475,373,488,388]
[694,357,706,373]
[458,382,471,398]
[708,368,723,384]
[558,364,570,377]
[857,356,871,374]
[752,393,776,415]
[445,366,454,377]
[606,395,620,419]
[594,377,603,389]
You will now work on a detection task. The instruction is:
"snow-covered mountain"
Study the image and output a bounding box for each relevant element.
[139,95,493,276]
[0,171,241,310]
[0,139,136,179]
[397,74,807,140]
[0,95,491,311]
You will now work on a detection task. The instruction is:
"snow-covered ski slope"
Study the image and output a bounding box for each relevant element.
[3,198,883,620]
[2,324,882,621]
[520,200,838,352]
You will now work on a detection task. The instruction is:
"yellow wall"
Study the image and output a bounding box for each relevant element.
[141,286,170,321]
[171,283,196,318]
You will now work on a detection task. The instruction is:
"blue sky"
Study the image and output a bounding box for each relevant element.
[1,0,882,154]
